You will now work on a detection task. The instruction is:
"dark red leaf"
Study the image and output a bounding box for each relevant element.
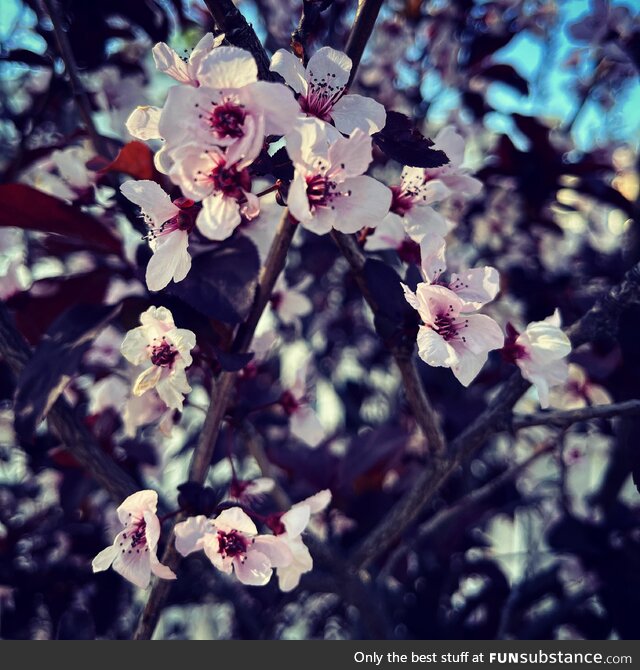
[100,141,156,180]
[0,184,121,254]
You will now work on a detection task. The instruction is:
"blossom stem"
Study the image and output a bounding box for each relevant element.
[255,182,281,198]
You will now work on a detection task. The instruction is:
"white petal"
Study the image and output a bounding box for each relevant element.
[365,213,406,251]
[281,505,311,538]
[143,510,161,551]
[252,536,293,568]
[92,545,118,573]
[328,130,372,179]
[416,326,458,367]
[196,193,242,241]
[117,490,158,524]
[214,507,257,536]
[291,405,325,447]
[303,489,331,514]
[450,266,500,311]
[150,553,177,580]
[287,172,313,224]
[133,365,162,397]
[401,282,420,311]
[120,180,178,227]
[112,549,152,589]
[146,231,191,291]
[460,314,504,356]
[126,105,162,140]
[330,176,391,234]
[451,348,488,387]
[247,81,300,135]
[419,234,447,283]
[306,47,351,91]
[197,46,258,89]
[152,42,193,84]
[432,126,466,167]
[174,515,211,556]
[270,49,308,95]
[331,94,386,135]
[234,550,272,586]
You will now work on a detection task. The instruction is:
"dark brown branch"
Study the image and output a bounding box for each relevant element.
[344,0,384,86]
[203,0,278,82]
[133,211,298,640]
[511,399,640,430]
[291,0,332,63]
[42,0,112,158]
[0,303,137,502]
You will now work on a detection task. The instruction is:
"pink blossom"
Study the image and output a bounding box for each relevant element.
[502,310,571,408]
[270,275,313,328]
[280,362,325,447]
[271,47,386,135]
[286,119,391,234]
[120,306,195,410]
[174,507,292,586]
[92,490,176,589]
[269,489,332,592]
[402,282,504,386]
[120,180,197,291]
[152,33,225,86]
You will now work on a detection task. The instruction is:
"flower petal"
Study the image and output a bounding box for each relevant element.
[331,93,386,135]
[120,180,178,227]
[234,550,272,586]
[197,46,258,89]
[270,49,308,95]
[214,507,257,536]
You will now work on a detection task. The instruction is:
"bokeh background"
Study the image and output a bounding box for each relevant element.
[1,0,640,640]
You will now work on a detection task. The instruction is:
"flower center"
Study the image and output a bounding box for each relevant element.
[210,164,251,200]
[150,337,178,367]
[501,323,528,363]
[305,174,351,210]
[143,198,198,241]
[432,313,460,341]
[208,100,247,139]
[120,519,149,556]
[397,239,421,265]
[390,185,415,216]
[298,73,345,121]
[217,529,248,558]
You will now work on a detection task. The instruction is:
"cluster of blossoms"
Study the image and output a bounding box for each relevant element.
[87,33,577,595]
[94,488,331,591]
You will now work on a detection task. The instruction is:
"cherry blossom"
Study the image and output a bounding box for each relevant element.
[402,282,504,386]
[152,33,225,86]
[270,275,313,328]
[549,363,611,410]
[174,507,292,586]
[280,363,325,447]
[286,119,391,235]
[418,234,500,311]
[424,126,482,198]
[120,306,196,410]
[156,46,299,169]
[126,105,161,141]
[120,180,197,291]
[269,489,331,592]
[92,490,176,589]
[271,47,386,135]
[502,310,572,408]
[168,144,259,241]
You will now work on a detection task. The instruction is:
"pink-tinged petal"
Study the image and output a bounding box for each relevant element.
[281,505,311,538]
[189,33,224,81]
[414,284,463,325]
[439,173,482,198]
[92,545,118,573]
[306,47,351,91]
[328,130,372,179]
[520,317,571,363]
[544,308,562,329]
[303,489,332,514]
[432,126,466,167]
[158,86,205,148]
[419,234,447,283]
[120,180,178,227]
[416,326,458,368]
[197,46,258,89]
[197,193,242,241]
[450,266,500,311]
[152,42,193,83]
[401,282,420,311]
[155,370,190,411]
[331,94,386,135]
[278,291,313,325]
[154,144,174,175]
[202,534,233,573]
[252,536,294,567]
[286,117,337,167]
[331,176,391,234]
[291,405,325,447]
[365,213,406,251]
[117,490,158,524]
[287,172,313,224]
[150,553,177,580]
[451,348,488,387]
[224,112,264,168]
[143,510,161,551]
[270,49,308,95]
[174,515,211,557]
[520,359,569,409]
[404,205,449,239]
[234,550,272,586]
[168,144,222,201]
[121,328,152,366]
[247,81,300,135]
[126,105,162,140]
[460,314,504,356]
[112,549,152,589]
[214,507,258,536]
[146,231,191,292]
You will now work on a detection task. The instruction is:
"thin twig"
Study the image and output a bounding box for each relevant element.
[511,399,640,430]
[42,0,112,158]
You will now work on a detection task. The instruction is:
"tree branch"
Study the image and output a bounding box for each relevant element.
[133,210,298,639]
[511,399,640,430]
[344,0,384,86]
[350,260,640,570]
[42,0,112,158]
